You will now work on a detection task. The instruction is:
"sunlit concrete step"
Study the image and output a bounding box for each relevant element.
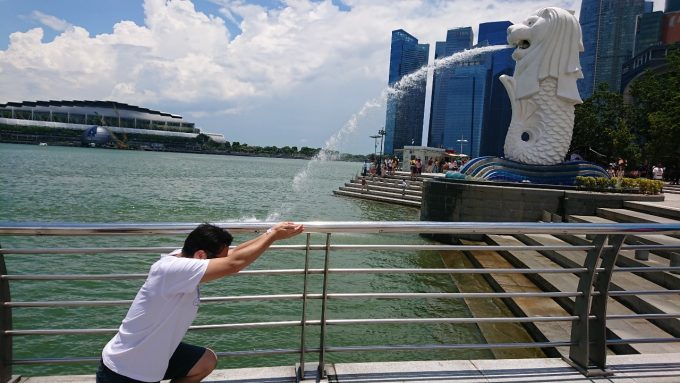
[597,208,680,224]
[664,184,680,194]
[348,182,423,198]
[597,208,680,239]
[338,186,421,202]
[459,238,574,357]
[512,233,680,340]
[568,214,680,267]
[554,230,680,291]
[347,180,422,194]
[489,234,680,354]
[332,189,421,208]
[623,200,680,220]
[439,249,546,359]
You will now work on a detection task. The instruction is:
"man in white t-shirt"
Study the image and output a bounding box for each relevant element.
[97,221,304,383]
[652,164,664,180]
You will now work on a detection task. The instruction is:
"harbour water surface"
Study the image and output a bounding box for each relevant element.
[0,143,491,376]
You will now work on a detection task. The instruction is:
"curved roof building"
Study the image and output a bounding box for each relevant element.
[0,100,199,139]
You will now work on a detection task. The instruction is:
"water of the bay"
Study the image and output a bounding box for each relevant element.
[0,143,492,376]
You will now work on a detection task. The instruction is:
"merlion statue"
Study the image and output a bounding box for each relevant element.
[501,7,584,165]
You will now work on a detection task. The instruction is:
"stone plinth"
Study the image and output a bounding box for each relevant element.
[420,178,664,242]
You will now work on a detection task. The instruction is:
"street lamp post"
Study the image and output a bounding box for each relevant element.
[456,134,468,155]
[370,134,380,158]
[378,128,386,162]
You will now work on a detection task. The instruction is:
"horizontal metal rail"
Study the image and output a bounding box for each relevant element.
[7,287,677,309]
[1,221,680,380]
[324,341,576,352]
[3,243,679,255]
[4,291,588,308]
[13,313,680,337]
[2,221,680,236]
[6,265,680,282]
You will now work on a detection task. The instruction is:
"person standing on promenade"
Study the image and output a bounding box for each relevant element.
[652,163,665,180]
[96,221,304,383]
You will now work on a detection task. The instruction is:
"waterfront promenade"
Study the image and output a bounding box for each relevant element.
[10,216,680,383]
[15,352,680,382]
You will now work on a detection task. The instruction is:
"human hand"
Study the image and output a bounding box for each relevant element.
[267,221,304,241]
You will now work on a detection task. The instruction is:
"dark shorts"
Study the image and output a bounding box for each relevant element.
[96,342,207,383]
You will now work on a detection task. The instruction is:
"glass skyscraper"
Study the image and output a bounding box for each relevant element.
[383,29,429,155]
[667,0,680,12]
[635,11,664,55]
[578,0,646,99]
[427,22,512,158]
[427,27,473,151]
[478,21,514,158]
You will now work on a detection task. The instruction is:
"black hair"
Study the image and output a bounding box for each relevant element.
[182,223,233,259]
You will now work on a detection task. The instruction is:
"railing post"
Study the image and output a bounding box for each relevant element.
[0,248,12,383]
[317,233,332,380]
[568,234,605,375]
[568,234,624,376]
[589,234,625,371]
[296,234,312,382]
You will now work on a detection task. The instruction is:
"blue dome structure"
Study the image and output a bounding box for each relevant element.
[81,126,112,146]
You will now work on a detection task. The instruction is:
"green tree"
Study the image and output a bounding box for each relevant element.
[299,146,321,158]
[629,48,680,170]
[570,83,641,168]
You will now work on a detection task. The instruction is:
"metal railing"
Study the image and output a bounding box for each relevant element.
[1,221,680,382]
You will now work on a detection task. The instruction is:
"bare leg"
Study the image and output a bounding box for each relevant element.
[171,349,217,383]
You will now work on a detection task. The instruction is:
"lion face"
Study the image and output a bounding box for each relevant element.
[507,12,549,61]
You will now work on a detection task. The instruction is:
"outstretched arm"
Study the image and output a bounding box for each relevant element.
[201,222,304,283]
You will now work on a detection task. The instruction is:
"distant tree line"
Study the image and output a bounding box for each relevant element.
[570,49,680,173]
[0,124,368,161]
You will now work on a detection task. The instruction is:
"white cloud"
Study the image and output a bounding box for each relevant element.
[30,10,73,32]
[1,0,661,153]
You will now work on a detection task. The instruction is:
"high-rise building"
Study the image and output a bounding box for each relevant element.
[635,11,665,55]
[578,0,646,99]
[384,29,429,155]
[645,1,654,13]
[663,10,680,43]
[621,0,680,96]
[427,27,473,151]
[478,21,514,158]
[427,22,513,158]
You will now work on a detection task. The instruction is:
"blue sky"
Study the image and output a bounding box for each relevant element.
[0,0,666,154]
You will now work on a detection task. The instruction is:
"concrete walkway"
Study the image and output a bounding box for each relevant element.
[15,353,680,382]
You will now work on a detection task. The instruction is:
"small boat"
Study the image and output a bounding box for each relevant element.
[39,142,48,146]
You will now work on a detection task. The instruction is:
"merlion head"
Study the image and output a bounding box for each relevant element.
[507,7,584,103]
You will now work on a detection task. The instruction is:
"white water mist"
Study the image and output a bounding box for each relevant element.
[284,44,511,204]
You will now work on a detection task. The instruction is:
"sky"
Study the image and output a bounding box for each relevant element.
[0,0,668,154]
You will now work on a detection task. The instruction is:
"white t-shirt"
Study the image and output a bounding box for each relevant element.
[653,166,664,180]
[102,250,208,382]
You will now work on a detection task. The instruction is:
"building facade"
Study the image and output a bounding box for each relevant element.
[384,29,429,155]
[622,1,680,96]
[427,27,473,151]
[635,11,665,55]
[667,0,680,11]
[427,22,513,158]
[478,21,514,158]
[0,100,199,139]
[578,0,646,99]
